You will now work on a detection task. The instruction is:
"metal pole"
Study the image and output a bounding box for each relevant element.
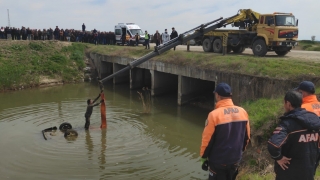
[7,9,10,28]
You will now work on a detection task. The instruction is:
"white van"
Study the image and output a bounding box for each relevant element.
[114,23,145,45]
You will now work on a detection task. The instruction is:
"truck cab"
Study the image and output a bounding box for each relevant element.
[256,13,298,55]
[114,23,145,46]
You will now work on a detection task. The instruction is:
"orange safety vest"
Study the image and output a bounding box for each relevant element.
[200,99,250,165]
[302,95,320,117]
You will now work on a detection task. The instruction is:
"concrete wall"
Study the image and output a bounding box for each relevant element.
[89,53,320,105]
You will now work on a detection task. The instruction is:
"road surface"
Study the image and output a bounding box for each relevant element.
[148,43,320,61]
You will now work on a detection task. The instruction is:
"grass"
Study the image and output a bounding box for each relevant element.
[0,41,87,90]
[298,40,320,51]
[242,98,282,129]
[86,44,320,80]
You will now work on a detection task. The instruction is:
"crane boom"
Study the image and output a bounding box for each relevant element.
[99,10,257,84]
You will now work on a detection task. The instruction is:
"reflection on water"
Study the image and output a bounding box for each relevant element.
[0,83,210,180]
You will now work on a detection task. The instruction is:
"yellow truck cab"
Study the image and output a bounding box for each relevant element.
[256,12,298,55]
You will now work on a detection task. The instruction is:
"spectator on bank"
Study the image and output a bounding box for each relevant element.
[110,32,115,45]
[135,33,140,46]
[48,28,53,40]
[153,30,161,46]
[11,27,17,40]
[161,29,170,44]
[54,26,60,40]
[65,29,70,42]
[26,27,31,40]
[0,26,5,39]
[60,29,64,41]
[82,23,86,32]
[16,28,21,40]
[170,27,178,50]
[34,29,39,40]
[6,27,12,40]
[21,27,27,40]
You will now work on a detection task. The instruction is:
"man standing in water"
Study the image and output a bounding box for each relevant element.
[200,83,250,180]
[85,91,104,130]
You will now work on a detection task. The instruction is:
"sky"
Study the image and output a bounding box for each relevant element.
[0,0,318,40]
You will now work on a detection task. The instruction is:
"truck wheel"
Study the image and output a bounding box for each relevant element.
[213,39,222,53]
[59,122,72,131]
[252,39,267,57]
[232,46,245,54]
[202,38,213,52]
[275,51,288,56]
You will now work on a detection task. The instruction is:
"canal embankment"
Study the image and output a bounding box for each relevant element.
[0,40,87,91]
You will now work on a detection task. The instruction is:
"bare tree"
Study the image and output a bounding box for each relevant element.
[311,36,316,41]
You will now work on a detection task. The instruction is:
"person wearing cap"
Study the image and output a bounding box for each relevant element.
[295,81,320,117]
[268,90,320,180]
[170,27,178,50]
[200,83,250,180]
[295,81,320,174]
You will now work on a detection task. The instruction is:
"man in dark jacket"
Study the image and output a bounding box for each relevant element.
[153,30,161,46]
[170,27,178,50]
[84,91,103,130]
[268,90,320,180]
[82,23,86,32]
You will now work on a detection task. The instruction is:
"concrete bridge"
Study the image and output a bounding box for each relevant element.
[89,53,303,106]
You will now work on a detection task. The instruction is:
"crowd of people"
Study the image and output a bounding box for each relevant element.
[0,24,117,45]
[0,24,179,49]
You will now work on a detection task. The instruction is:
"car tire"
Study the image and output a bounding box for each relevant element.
[59,122,72,131]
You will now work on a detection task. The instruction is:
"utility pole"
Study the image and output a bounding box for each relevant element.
[7,9,10,28]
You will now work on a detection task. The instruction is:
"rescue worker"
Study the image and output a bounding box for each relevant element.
[268,90,320,180]
[295,80,320,173]
[200,83,250,180]
[84,91,104,130]
[144,30,150,49]
[295,81,320,117]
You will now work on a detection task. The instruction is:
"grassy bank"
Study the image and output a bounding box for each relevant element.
[0,41,87,91]
[87,44,320,80]
[299,40,320,51]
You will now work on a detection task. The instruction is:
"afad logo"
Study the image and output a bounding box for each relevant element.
[298,133,318,143]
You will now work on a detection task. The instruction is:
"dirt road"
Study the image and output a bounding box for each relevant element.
[149,43,320,61]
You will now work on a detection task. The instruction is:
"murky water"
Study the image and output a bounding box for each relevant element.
[0,83,211,180]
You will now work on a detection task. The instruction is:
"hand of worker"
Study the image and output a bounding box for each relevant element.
[277,156,291,170]
[201,158,208,171]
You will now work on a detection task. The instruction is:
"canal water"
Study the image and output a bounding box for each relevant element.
[0,83,211,180]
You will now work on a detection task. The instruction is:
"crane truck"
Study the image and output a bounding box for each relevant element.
[99,9,298,84]
[197,9,299,56]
